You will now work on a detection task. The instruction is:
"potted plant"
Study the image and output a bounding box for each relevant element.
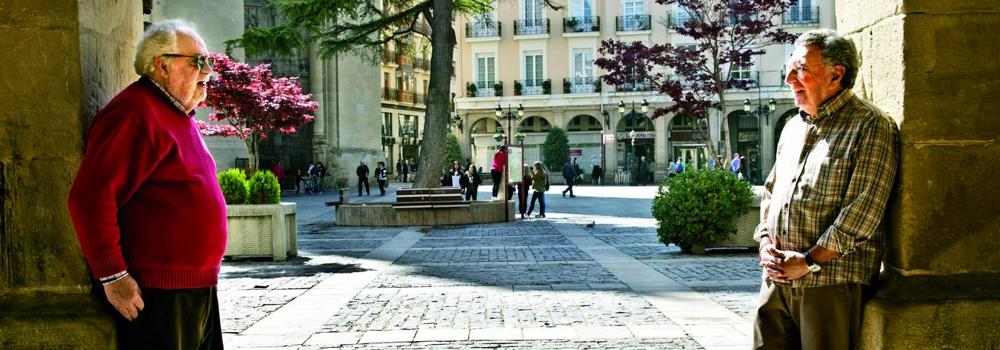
[466,82,477,97]
[514,80,524,96]
[651,169,754,254]
[493,133,505,143]
[514,131,526,144]
[591,23,600,32]
[563,79,572,93]
[565,17,579,31]
[593,79,602,92]
[334,177,350,203]
[542,79,552,94]
[220,169,297,261]
[493,81,503,96]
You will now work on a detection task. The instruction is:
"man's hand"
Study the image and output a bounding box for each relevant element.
[103,275,144,321]
[762,249,811,284]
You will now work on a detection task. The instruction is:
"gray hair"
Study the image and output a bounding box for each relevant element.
[133,20,197,76]
[794,29,859,89]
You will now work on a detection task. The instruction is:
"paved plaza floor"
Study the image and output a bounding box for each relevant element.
[219,183,762,349]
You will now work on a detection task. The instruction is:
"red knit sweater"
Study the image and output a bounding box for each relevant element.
[68,78,228,289]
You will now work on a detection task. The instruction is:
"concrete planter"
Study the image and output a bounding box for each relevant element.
[225,202,297,261]
[689,194,762,253]
[337,201,515,226]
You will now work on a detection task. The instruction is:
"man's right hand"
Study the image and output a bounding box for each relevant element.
[103,275,144,321]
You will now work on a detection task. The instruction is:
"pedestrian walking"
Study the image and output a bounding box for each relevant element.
[754,29,900,350]
[375,161,387,196]
[526,161,548,218]
[395,159,403,181]
[67,20,225,349]
[561,158,577,197]
[402,159,410,182]
[271,160,286,190]
[355,160,370,196]
[638,156,649,185]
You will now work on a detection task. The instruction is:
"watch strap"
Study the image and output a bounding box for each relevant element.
[804,250,816,266]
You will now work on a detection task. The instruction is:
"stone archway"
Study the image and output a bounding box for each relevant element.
[772,108,799,155]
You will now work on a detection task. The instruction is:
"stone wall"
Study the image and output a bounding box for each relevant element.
[0,1,141,347]
[837,1,1000,348]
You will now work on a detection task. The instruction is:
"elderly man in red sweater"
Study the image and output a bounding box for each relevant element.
[68,20,226,349]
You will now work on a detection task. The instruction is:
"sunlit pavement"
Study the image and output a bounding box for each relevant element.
[219,182,761,349]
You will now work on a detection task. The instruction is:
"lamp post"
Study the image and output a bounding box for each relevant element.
[618,99,649,185]
[495,104,524,221]
[743,97,776,184]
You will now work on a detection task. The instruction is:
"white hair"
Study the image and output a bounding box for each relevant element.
[133,19,197,76]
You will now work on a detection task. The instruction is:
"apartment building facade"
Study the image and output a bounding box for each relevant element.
[452,0,834,183]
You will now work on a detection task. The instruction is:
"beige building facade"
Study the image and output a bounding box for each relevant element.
[453,0,834,183]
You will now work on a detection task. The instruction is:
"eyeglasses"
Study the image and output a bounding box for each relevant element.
[786,62,828,78]
[162,53,215,73]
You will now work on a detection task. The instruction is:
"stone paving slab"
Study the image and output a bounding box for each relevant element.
[301,239,392,250]
[320,288,675,333]
[299,338,703,349]
[395,246,592,264]
[368,262,619,288]
[412,236,574,248]
[644,257,760,283]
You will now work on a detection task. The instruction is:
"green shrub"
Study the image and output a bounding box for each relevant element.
[541,127,569,172]
[652,169,754,250]
[218,168,249,205]
[334,177,349,189]
[247,170,281,204]
[444,134,462,169]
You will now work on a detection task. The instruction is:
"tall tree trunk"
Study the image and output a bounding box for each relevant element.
[718,88,733,159]
[413,0,455,188]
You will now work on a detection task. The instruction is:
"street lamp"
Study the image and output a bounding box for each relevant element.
[742,97,776,184]
[618,100,649,185]
[495,104,524,221]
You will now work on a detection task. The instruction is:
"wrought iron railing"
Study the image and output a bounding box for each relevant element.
[563,16,600,33]
[666,12,696,30]
[475,80,502,97]
[616,15,651,31]
[515,19,550,35]
[614,81,655,92]
[515,79,548,95]
[563,77,601,93]
[466,21,502,38]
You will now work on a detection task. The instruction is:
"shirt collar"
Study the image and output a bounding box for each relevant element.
[145,76,195,117]
[799,88,854,124]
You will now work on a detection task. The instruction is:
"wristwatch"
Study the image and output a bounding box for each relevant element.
[804,250,821,273]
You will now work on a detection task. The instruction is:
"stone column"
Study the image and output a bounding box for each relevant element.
[837,1,1000,348]
[0,1,141,348]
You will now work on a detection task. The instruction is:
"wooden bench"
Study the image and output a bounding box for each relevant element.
[393,188,469,209]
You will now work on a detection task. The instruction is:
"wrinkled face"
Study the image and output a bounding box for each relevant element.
[785,44,844,116]
[154,31,211,113]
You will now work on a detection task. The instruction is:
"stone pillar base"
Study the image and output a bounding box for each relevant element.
[0,293,115,349]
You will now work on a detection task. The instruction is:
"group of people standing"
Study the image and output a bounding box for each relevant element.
[442,161,483,200]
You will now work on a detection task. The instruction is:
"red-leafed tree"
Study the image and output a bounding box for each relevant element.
[595,0,797,159]
[198,52,319,170]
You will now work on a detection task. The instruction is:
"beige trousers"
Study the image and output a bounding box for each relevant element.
[753,280,864,350]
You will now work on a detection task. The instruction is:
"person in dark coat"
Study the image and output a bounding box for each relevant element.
[466,166,482,201]
[562,158,577,198]
[374,161,388,196]
[518,165,532,219]
[356,160,370,196]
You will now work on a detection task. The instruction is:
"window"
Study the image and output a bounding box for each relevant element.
[523,0,543,22]
[571,0,592,18]
[383,112,393,136]
[519,116,552,133]
[383,72,391,89]
[475,53,496,96]
[571,49,595,93]
[787,0,813,23]
[567,115,601,132]
[623,0,643,17]
[730,58,755,88]
[523,51,544,94]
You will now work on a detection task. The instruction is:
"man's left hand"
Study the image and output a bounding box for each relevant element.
[761,249,811,284]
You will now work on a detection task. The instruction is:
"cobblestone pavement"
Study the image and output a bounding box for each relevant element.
[220,185,762,349]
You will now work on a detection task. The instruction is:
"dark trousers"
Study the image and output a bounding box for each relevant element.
[562,177,575,196]
[527,191,545,216]
[401,172,408,182]
[754,281,864,350]
[358,177,370,195]
[491,170,502,197]
[466,185,479,201]
[106,286,223,350]
[377,179,386,195]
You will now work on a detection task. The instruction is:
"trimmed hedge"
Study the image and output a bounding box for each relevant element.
[248,170,281,205]
[652,169,753,250]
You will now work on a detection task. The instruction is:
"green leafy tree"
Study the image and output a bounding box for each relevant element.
[226,0,561,187]
[444,133,462,170]
[652,169,753,251]
[542,127,570,172]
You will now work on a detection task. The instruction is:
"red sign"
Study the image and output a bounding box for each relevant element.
[570,149,583,158]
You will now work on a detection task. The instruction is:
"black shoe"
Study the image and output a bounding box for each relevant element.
[570,195,577,198]
[562,192,566,197]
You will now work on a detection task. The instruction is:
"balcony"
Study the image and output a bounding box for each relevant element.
[563,16,600,33]
[616,15,651,32]
[514,79,550,96]
[783,7,820,26]
[726,70,791,90]
[563,77,601,94]
[514,19,550,36]
[469,80,502,97]
[413,56,430,71]
[466,21,501,38]
[382,88,426,105]
[666,12,696,30]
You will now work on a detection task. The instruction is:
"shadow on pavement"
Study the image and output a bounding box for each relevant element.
[221,256,368,279]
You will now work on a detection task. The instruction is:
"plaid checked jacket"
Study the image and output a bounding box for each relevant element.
[754,89,900,287]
